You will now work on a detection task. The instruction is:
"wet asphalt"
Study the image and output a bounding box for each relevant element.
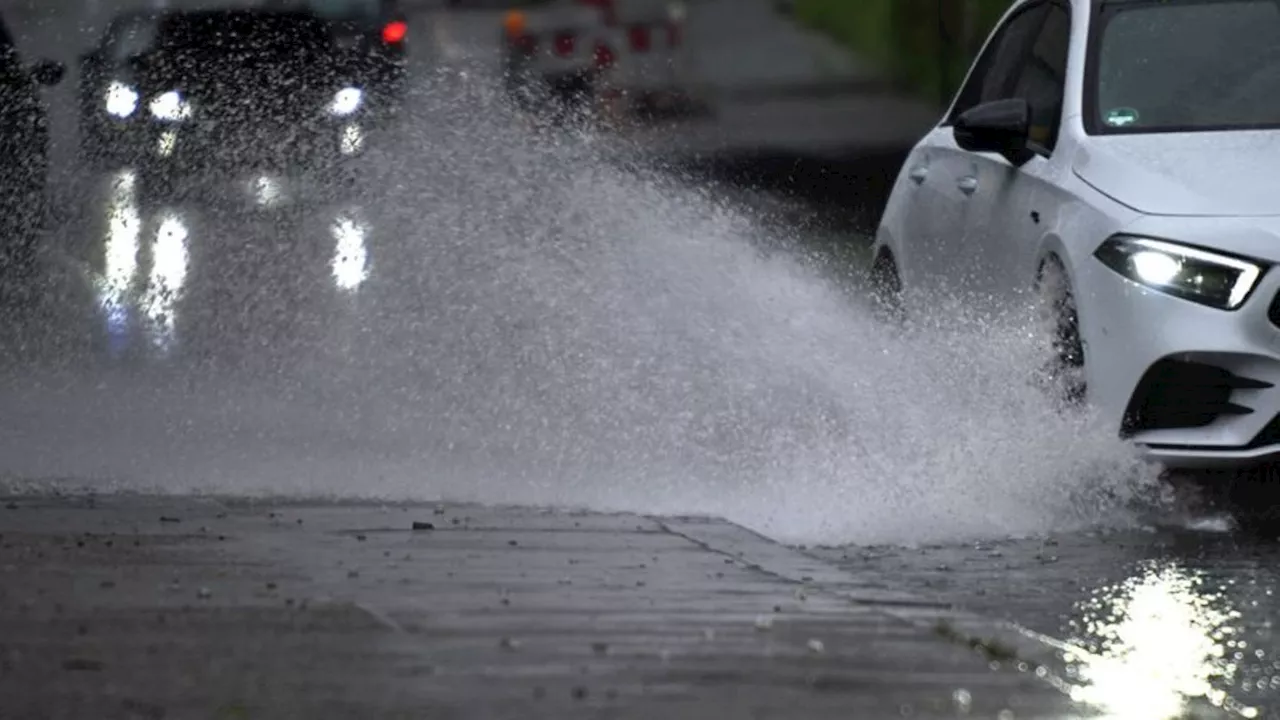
[0,495,1211,719]
[806,511,1280,717]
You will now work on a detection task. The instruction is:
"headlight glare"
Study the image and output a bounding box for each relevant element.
[1094,235,1265,310]
[328,87,363,116]
[149,90,192,121]
[104,80,139,118]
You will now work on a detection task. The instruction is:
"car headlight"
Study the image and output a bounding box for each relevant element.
[104,80,139,118]
[1094,235,1266,310]
[148,90,192,121]
[328,87,363,116]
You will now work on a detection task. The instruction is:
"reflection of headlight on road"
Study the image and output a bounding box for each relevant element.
[156,130,178,157]
[143,214,190,352]
[332,212,368,291]
[1065,561,1258,719]
[328,87,363,116]
[251,175,284,207]
[149,90,192,121]
[104,80,139,118]
[339,123,364,155]
[99,169,141,335]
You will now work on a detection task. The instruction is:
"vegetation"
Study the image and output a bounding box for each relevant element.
[792,0,1013,106]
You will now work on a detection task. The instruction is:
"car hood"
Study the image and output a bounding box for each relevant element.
[1073,131,1280,217]
[137,50,351,121]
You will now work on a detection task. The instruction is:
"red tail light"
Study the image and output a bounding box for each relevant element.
[593,42,615,69]
[382,20,408,44]
[627,25,650,52]
[576,0,617,25]
[553,31,576,57]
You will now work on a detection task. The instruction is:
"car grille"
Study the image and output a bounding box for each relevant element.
[1121,357,1271,436]
[1268,290,1280,328]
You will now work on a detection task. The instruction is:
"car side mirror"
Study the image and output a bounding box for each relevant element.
[29,59,64,86]
[954,98,1034,167]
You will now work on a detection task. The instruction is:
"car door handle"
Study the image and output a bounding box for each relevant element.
[907,165,928,184]
[957,176,978,195]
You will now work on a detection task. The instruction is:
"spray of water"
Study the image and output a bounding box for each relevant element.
[0,67,1160,547]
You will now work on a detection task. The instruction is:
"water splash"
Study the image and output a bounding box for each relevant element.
[0,68,1158,547]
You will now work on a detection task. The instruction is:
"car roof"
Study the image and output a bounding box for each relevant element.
[153,8,331,31]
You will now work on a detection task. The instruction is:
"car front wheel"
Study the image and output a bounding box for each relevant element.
[869,248,905,325]
[1035,255,1086,407]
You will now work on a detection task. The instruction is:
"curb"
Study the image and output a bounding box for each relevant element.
[656,515,1244,720]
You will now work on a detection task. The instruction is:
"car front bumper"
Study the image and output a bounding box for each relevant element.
[138,116,372,175]
[1080,253,1280,469]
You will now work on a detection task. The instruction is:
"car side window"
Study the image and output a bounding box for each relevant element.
[948,3,1048,124]
[1011,2,1070,153]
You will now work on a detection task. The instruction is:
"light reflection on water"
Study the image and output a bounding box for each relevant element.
[142,213,189,352]
[331,210,369,291]
[99,170,141,343]
[93,169,371,355]
[1065,560,1259,719]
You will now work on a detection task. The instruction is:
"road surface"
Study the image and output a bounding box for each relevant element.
[0,495,1215,719]
[809,514,1280,718]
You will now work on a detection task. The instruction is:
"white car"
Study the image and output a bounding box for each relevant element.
[873,0,1280,470]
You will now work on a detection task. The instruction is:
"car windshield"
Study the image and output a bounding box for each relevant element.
[263,0,383,20]
[1090,0,1280,133]
[107,14,159,60]
[156,10,334,56]
[304,0,381,19]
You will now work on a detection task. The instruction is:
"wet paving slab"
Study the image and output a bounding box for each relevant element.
[0,494,1157,720]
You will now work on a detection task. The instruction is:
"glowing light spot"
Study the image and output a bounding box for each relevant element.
[1066,562,1256,720]
[148,90,192,121]
[1130,250,1181,287]
[156,130,178,157]
[340,124,365,156]
[142,215,189,350]
[104,80,139,118]
[331,213,368,291]
[252,175,283,207]
[328,86,363,116]
[98,170,140,336]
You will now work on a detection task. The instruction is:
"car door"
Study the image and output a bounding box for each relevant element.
[919,2,1049,294]
[964,1,1072,296]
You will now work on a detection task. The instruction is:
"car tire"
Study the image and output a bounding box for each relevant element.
[1035,255,1086,406]
[869,248,905,325]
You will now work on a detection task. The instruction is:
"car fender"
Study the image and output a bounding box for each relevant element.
[872,153,926,286]
[1031,182,1139,403]
[1033,232,1071,285]
[871,224,897,273]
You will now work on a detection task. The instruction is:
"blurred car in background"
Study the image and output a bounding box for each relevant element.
[500,0,695,121]
[95,7,397,206]
[77,8,160,169]
[78,2,409,177]
[0,12,64,274]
